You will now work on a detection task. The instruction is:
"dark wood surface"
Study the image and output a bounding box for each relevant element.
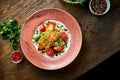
[0,0,120,80]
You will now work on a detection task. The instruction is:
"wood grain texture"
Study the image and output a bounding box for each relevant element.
[0,0,120,80]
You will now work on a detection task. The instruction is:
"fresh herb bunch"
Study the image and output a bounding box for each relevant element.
[0,18,21,50]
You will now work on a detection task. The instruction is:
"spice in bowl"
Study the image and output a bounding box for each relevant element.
[11,51,23,63]
[89,0,110,15]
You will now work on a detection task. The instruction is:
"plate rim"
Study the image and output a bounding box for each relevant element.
[20,8,83,70]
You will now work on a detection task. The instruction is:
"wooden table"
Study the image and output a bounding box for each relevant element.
[0,0,120,80]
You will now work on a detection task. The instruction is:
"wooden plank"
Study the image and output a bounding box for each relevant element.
[0,0,120,80]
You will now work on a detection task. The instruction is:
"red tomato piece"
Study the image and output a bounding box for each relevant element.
[60,32,68,41]
[12,52,22,62]
[40,26,46,32]
[45,48,55,57]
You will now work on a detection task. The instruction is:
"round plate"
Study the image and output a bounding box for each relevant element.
[20,8,82,70]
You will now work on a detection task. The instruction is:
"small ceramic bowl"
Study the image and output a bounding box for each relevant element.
[63,0,83,4]
[11,51,23,64]
[89,0,110,16]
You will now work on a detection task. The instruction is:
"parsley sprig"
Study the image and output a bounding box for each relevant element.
[0,18,21,50]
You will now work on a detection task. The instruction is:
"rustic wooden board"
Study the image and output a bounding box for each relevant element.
[0,0,120,80]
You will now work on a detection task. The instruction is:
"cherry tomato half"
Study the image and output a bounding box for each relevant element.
[45,48,55,57]
[60,32,68,41]
[40,26,46,32]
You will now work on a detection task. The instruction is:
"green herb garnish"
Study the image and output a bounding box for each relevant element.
[0,18,21,50]
[70,0,86,3]
[63,0,87,4]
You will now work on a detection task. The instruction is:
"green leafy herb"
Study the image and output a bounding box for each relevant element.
[63,0,87,4]
[76,0,87,3]
[0,18,21,50]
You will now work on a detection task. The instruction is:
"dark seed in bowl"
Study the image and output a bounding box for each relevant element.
[91,0,107,14]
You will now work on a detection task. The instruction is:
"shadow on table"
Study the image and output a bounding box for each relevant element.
[76,50,120,80]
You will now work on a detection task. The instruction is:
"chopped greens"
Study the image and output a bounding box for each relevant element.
[0,18,21,50]
[63,0,87,4]
[70,0,86,3]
